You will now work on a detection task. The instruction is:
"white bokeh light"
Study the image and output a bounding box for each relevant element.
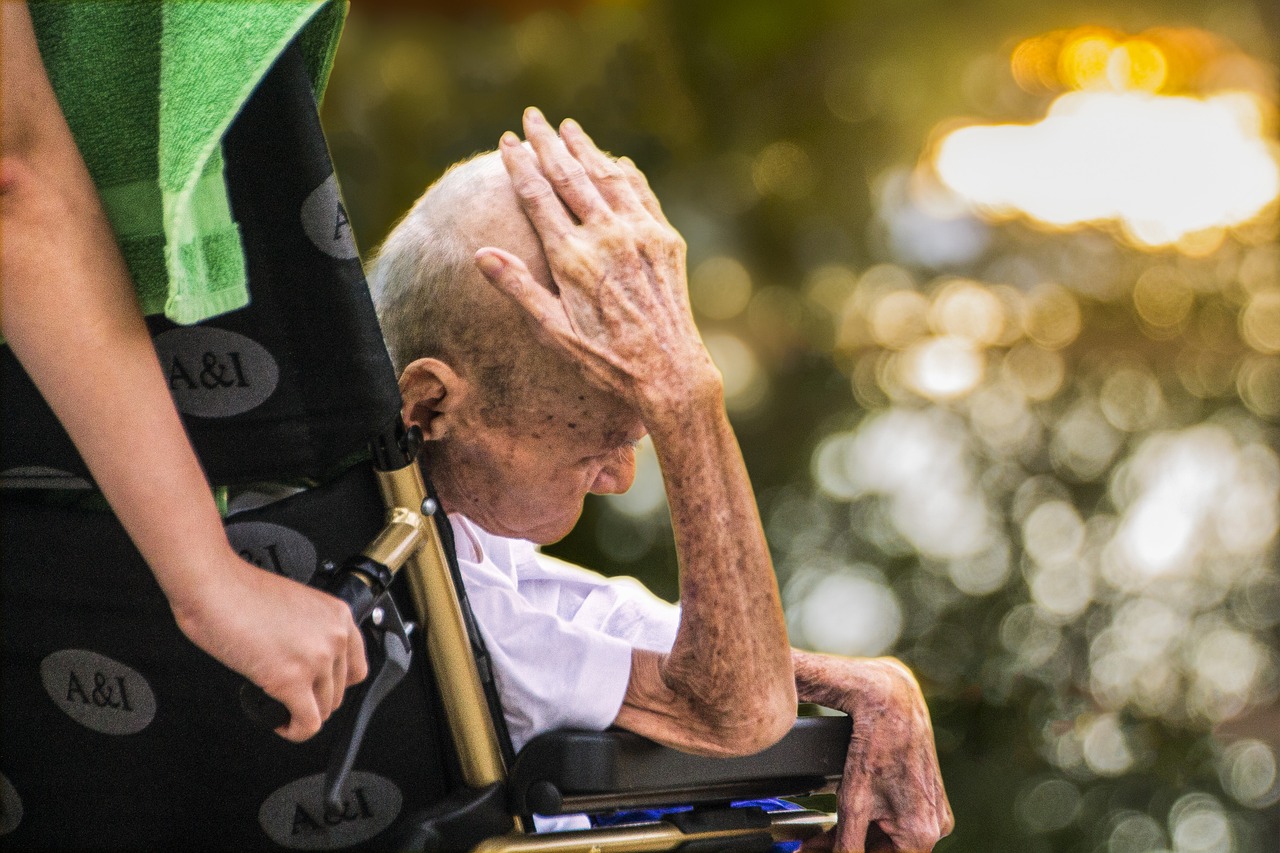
[935,90,1280,248]
[787,563,904,657]
[835,407,995,559]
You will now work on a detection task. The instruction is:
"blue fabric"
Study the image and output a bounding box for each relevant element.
[592,798,804,852]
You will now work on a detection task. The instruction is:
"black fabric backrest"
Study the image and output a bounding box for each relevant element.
[0,40,480,850]
[1,40,401,487]
[1,462,456,851]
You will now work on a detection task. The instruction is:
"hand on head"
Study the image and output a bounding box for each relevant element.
[474,109,721,421]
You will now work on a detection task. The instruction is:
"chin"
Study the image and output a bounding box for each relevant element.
[464,506,582,546]
[527,521,578,546]
[526,509,584,546]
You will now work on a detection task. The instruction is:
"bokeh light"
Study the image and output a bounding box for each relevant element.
[1108,812,1167,853]
[1017,777,1082,833]
[785,562,904,657]
[933,25,1280,251]
[691,255,754,320]
[1169,793,1235,853]
[1220,739,1280,809]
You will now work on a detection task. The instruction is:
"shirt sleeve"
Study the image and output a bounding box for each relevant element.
[460,547,637,753]
[525,553,680,654]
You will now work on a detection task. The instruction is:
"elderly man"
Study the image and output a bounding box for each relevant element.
[368,108,953,852]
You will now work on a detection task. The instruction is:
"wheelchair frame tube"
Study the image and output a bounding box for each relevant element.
[375,462,509,792]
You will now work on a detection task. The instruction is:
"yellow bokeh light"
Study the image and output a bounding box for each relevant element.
[1011,35,1062,94]
[934,90,1280,250]
[703,332,768,414]
[929,279,1006,345]
[1003,342,1066,401]
[1238,355,1280,418]
[804,264,859,317]
[1022,283,1081,350]
[988,285,1028,347]
[1059,32,1117,90]
[1176,348,1240,399]
[1107,40,1168,93]
[1239,245,1280,295]
[1133,266,1195,330]
[870,290,930,350]
[851,353,889,409]
[1170,226,1228,258]
[1240,291,1280,353]
[1006,25,1241,97]
[1099,365,1164,432]
[752,141,816,201]
[690,256,753,320]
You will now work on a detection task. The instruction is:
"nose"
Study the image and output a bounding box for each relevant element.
[590,446,637,495]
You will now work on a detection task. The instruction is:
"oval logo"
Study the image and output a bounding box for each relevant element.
[154,327,280,418]
[301,174,359,260]
[259,771,402,850]
[0,773,22,835]
[225,521,317,584]
[39,649,156,735]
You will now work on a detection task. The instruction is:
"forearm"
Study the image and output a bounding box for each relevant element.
[793,649,922,715]
[2,184,234,606]
[1,1,232,610]
[632,384,796,748]
[794,649,854,707]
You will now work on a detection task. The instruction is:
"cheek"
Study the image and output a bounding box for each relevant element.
[434,436,524,506]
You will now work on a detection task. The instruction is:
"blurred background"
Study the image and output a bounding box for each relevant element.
[321,0,1280,849]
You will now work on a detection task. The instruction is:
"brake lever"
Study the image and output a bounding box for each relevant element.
[324,590,414,810]
[238,556,393,730]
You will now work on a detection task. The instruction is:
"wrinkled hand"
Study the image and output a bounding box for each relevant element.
[797,655,953,853]
[171,549,368,742]
[475,107,719,414]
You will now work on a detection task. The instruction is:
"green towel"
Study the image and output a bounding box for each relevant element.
[29,0,347,326]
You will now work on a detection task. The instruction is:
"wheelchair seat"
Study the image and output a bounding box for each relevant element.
[510,715,850,816]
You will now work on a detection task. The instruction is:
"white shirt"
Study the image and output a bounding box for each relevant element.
[450,513,680,753]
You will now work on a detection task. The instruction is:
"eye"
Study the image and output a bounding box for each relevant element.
[580,440,637,466]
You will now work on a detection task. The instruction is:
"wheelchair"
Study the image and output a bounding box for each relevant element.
[0,38,847,853]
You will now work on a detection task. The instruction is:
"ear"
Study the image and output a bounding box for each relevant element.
[399,357,469,441]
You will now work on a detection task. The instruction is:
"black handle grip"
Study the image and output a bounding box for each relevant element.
[238,564,382,730]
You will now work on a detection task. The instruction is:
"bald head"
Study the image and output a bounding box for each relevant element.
[370,152,546,368]
[368,150,570,420]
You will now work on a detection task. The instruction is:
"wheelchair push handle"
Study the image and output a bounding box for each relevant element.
[238,557,392,730]
[237,425,428,731]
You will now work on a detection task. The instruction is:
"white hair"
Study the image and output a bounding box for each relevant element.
[366,151,512,375]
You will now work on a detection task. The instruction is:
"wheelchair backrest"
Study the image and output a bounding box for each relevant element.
[1,38,510,851]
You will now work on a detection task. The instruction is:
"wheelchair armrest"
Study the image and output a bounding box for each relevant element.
[508,714,851,816]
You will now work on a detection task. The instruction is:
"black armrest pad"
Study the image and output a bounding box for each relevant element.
[509,714,851,815]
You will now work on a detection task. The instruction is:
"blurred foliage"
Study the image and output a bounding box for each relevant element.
[323,0,1280,849]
